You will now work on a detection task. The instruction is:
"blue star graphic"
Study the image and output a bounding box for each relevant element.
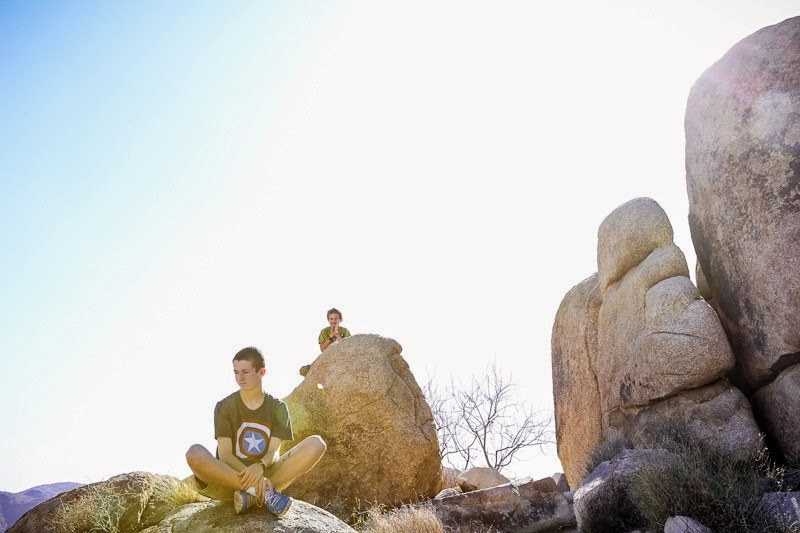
[243,431,265,453]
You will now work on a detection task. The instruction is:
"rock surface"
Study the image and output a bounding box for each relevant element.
[431,477,576,533]
[686,15,800,393]
[9,472,354,533]
[551,273,603,488]
[573,449,680,533]
[596,201,733,414]
[281,334,441,509]
[456,467,510,492]
[552,198,760,489]
[626,380,762,459]
[664,515,711,533]
[139,499,354,533]
[760,492,800,529]
[752,364,800,466]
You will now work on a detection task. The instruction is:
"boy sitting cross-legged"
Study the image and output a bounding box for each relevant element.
[186,347,326,517]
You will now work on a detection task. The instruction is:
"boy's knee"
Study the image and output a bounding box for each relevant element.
[307,435,327,455]
[185,444,205,468]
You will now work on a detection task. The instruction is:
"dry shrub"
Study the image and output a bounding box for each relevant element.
[623,420,799,532]
[357,503,444,533]
[151,477,207,508]
[582,432,632,478]
[47,484,125,533]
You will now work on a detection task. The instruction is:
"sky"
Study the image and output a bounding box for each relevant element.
[0,1,797,493]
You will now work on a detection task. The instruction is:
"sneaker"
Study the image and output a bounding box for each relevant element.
[233,490,259,514]
[264,489,293,517]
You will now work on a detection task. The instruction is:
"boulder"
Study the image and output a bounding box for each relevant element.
[551,198,760,489]
[597,197,675,293]
[431,477,576,533]
[574,449,680,533]
[752,364,800,466]
[8,471,354,533]
[626,380,762,460]
[139,499,354,533]
[456,467,510,492]
[10,472,176,533]
[686,15,800,393]
[596,200,734,414]
[551,273,603,489]
[281,334,441,509]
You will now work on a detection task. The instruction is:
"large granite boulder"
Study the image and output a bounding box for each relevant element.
[9,472,353,533]
[552,198,762,489]
[10,472,172,533]
[551,273,604,489]
[281,334,441,510]
[685,15,800,393]
[596,199,734,416]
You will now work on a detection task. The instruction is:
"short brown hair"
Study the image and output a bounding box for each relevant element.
[327,308,342,319]
[232,347,265,371]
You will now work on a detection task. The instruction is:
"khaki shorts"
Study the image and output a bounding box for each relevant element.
[187,447,296,502]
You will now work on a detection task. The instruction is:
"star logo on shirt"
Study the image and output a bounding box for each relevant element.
[235,421,272,460]
[243,430,265,454]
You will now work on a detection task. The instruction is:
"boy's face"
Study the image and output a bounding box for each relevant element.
[328,313,342,328]
[233,359,264,391]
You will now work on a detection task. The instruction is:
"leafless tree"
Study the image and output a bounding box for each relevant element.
[423,364,552,473]
[422,368,543,472]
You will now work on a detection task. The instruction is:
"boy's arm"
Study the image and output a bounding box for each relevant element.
[216,436,248,472]
[217,437,266,490]
[263,437,283,468]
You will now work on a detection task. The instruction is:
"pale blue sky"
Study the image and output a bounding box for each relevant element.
[1,1,797,492]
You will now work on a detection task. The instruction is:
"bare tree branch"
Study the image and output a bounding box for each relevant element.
[423,363,553,473]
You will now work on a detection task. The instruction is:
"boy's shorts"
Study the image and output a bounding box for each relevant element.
[186,446,296,502]
[186,475,236,502]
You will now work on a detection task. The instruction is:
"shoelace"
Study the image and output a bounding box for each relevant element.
[265,490,281,507]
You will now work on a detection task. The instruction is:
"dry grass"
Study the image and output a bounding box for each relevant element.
[152,477,207,508]
[356,503,445,533]
[47,484,125,533]
[586,421,800,532]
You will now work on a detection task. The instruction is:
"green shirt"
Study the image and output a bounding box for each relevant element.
[213,391,293,466]
[319,326,351,344]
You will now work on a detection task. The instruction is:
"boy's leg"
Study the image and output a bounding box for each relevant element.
[185,444,241,501]
[265,435,327,492]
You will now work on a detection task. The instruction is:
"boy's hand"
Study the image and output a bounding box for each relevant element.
[255,476,275,500]
[238,463,264,490]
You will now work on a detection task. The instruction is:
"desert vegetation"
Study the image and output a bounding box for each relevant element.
[585,421,800,532]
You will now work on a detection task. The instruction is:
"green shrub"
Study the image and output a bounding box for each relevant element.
[582,431,632,478]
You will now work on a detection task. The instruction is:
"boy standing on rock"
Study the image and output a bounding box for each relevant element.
[186,347,326,517]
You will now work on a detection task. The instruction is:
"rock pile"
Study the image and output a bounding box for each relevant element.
[552,198,762,489]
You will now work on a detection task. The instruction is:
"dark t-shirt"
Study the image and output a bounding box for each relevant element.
[213,391,294,466]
